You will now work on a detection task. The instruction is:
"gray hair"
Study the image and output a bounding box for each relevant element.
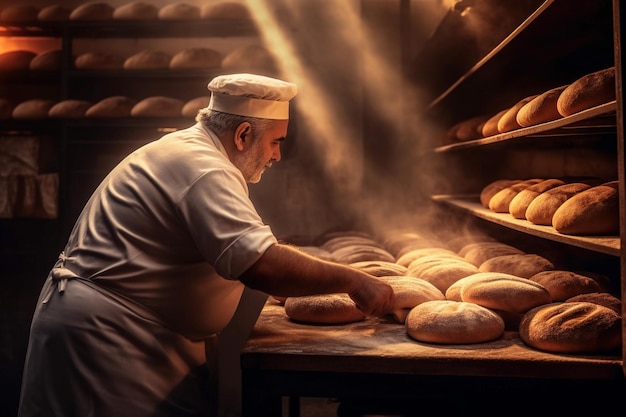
[196,108,275,142]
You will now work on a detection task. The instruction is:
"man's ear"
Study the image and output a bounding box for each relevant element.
[234,122,252,151]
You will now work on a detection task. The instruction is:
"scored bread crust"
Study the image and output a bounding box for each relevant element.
[284,294,365,324]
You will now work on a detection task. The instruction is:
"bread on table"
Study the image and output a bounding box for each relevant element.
[284,293,365,324]
[378,275,445,323]
[529,270,607,301]
[480,179,522,208]
[349,260,408,277]
[459,241,525,267]
[488,179,543,213]
[566,292,621,314]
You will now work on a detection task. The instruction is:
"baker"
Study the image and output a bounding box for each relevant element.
[18,73,395,417]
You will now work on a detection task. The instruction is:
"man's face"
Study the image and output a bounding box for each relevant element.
[236,119,289,183]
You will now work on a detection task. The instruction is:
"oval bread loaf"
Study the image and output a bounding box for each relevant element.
[488,179,543,213]
[70,2,114,20]
[29,49,63,71]
[481,109,508,137]
[530,270,606,301]
[508,179,565,219]
[124,50,172,69]
[378,276,445,323]
[221,45,276,73]
[0,50,36,70]
[48,99,93,118]
[459,242,525,267]
[75,52,124,69]
[158,2,201,20]
[516,85,568,127]
[480,179,521,208]
[557,67,616,117]
[113,1,159,19]
[37,5,71,21]
[478,254,554,278]
[284,293,365,324]
[566,292,621,314]
[525,182,591,225]
[12,99,56,119]
[497,95,539,133]
[131,96,184,117]
[86,96,136,118]
[446,115,488,142]
[170,48,223,69]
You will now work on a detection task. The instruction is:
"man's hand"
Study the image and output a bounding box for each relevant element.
[348,277,395,317]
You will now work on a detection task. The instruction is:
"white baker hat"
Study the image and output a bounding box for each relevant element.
[207,73,297,120]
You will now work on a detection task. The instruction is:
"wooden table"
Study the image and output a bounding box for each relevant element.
[240,300,624,417]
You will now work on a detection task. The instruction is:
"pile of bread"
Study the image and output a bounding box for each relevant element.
[481,177,620,236]
[446,67,616,143]
[0,1,251,23]
[275,230,622,355]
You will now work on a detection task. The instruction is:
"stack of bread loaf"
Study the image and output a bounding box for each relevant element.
[275,229,621,354]
[480,177,620,236]
[445,67,616,143]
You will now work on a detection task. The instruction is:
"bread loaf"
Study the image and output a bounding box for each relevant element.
[29,49,63,71]
[69,2,114,20]
[459,242,525,267]
[170,48,223,69]
[406,300,505,344]
[124,50,172,70]
[557,67,616,117]
[407,259,480,293]
[446,115,488,142]
[478,254,554,278]
[481,109,508,137]
[349,261,408,277]
[396,247,461,268]
[284,293,365,324]
[519,302,621,353]
[113,1,159,19]
[1,5,39,22]
[525,182,591,225]
[131,96,184,117]
[158,3,201,20]
[551,181,619,235]
[201,2,251,19]
[75,52,125,70]
[508,179,565,219]
[221,45,276,73]
[566,292,621,314]
[480,179,521,208]
[497,95,539,133]
[516,85,568,127]
[181,96,210,118]
[488,179,543,213]
[530,270,607,301]
[37,5,71,21]
[12,99,56,119]
[48,100,93,118]
[0,50,36,71]
[378,276,445,323]
[86,96,136,118]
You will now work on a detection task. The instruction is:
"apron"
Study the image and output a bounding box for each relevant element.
[18,253,212,417]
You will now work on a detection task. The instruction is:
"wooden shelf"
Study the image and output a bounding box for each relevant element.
[432,194,620,256]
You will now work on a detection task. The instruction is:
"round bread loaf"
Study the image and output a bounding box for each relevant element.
[552,181,619,235]
[158,2,201,20]
[48,100,93,118]
[69,2,114,20]
[75,52,125,70]
[37,5,71,21]
[460,272,552,314]
[1,5,39,22]
[446,233,496,253]
[221,45,276,73]
[397,247,461,268]
[480,179,521,208]
[349,261,408,277]
[530,270,607,301]
[0,50,36,71]
[113,1,159,20]
[497,95,539,133]
[29,49,63,71]
[516,85,568,127]
[459,242,525,267]
[124,50,172,70]
[284,293,366,324]
[331,244,396,264]
[557,67,616,117]
[0,99,14,119]
[406,300,505,344]
[86,96,136,118]
[181,96,210,118]
[131,96,184,117]
[321,235,382,253]
[407,258,479,293]
[481,109,508,137]
[201,2,251,19]
[170,48,223,69]
[12,99,55,119]
[394,238,448,258]
[519,302,621,353]
[525,182,591,225]
[488,179,543,213]
[446,115,488,142]
[378,275,445,323]
[508,179,566,219]
[478,254,554,278]
[566,292,621,314]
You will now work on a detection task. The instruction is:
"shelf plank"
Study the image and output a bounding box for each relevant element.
[432,194,620,256]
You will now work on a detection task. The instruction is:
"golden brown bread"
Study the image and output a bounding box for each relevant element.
[48,100,93,118]
[221,45,277,74]
[481,109,508,137]
[508,179,566,219]
[497,95,539,133]
[479,179,521,208]
[284,293,365,324]
[170,48,223,69]
[86,96,136,118]
[446,115,488,142]
[12,99,56,119]
[566,292,621,314]
[130,96,184,117]
[124,50,172,69]
[75,52,125,70]
[478,254,554,278]
[349,261,408,277]
[516,85,568,127]
[406,300,505,344]
[488,179,543,213]
[519,302,621,353]
[158,3,201,20]
[69,2,114,20]
[113,1,159,19]
[530,270,606,301]
[557,67,616,117]
[525,182,591,225]
[378,276,445,323]
[551,181,619,235]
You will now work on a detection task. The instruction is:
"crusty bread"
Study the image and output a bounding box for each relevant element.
[200,1,251,19]
[530,270,608,301]
[130,96,184,117]
[221,45,276,73]
[170,48,223,69]
[1,5,39,22]
[284,293,365,324]
[508,179,566,219]
[378,275,445,323]
[407,259,479,294]
[497,95,539,133]
[113,1,159,20]
[520,302,621,353]
[86,96,136,118]
[557,67,616,117]
[396,247,462,268]
[480,179,522,208]
[75,52,125,70]
[516,85,568,127]
[459,272,552,314]
[459,241,525,267]
[552,181,619,235]
[446,115,488,142]
[488,179,544,213]
[12,99,56,119]
[349,261,408,277]
[181,96,210,118]
[331,244,396,264]
[478,254,554,278]
[481,109,508,137]
[37,5,71,21]
[525,182,591,225]
[29,49,63,71]
[566,292,621,314]
[158,2,201,20]
[48,99,93,118]
[0,50,36,71]
[69,2,114,20]
[124,50,172,70]
[406,300,505,344]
